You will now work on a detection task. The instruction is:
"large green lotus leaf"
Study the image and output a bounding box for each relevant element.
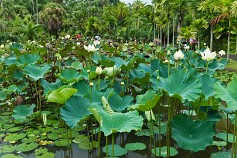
[111,57,128,68]
[16,143,38,152]
[90,108,143,136]
[129,90,160,111]
[155,70,202,102]
[12,104,35,121]
[60,96,92,128]
[1,154,23,158]
[211,152,236,158]
[200,74,217,99]
[41,79,62,96]
[24,64,50,81]
[215,132,235,143]
[73,80,90,97]
[125,142,146,151]
[130,69,147,83]
[17,54,41,66]
[151,146,178,157]
[59,68,81,84]
[47,86,77,104]
[214,79,237,110]
[4,133,26,142]
[102,144,128,157]
[109,94,133,112]
[171,114,215,152]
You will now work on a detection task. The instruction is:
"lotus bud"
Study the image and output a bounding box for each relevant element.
[95,67,103,75]
[0,44,4,48]
[218,50,225,56]
[121,82,125,86]
[87,69,90,73]
[167,50,171,55]
[65,34,70,39]
[174,50,184,60]
[72,46,75,50]
[90,82,94,86]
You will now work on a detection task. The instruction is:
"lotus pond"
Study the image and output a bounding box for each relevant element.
[0,40,237,158]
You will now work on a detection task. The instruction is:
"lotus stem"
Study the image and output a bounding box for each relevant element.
[97,126,101,157]
[34,82,39,112]
[150,110,156,157]
[38,80,42,114]
[158,104,162,157]
[206,61,209,74]
[166,97,171,158]
[112,133,114,158]
[97,75,100,90]
[227,113,229,147]
[232,110,237,158]
[106,136,108,158]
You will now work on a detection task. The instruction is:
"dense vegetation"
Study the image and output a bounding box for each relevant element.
[0,0,237,54]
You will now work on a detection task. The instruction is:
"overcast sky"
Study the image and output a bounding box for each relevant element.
[120,0,152,4]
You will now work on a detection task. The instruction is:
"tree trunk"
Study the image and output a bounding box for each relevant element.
[210,25,213,52]
[227,18,231,60]
[172,18,175,47]
[167,21,169,45]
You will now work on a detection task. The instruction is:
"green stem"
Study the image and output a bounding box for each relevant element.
[167,97,171,158]
[97,126,101,157]
[34,82,39,112]
[232,111,237,158]
[158,104,161,157]
[112,133,114,158]
[106,136,108,158]
[38,80,42,114]
[206,61,209,74]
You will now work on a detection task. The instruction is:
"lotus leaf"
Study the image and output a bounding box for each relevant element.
[24,64,50,81]
[47,133,59,140]
[47,86,77,104]
[151,146,178,157]
[153,70,202,102]
[102,144,128,157]
[211,152,236,158]
[78,141,98,150]
[71,61,83,70]
[41,79,62,96]
[130,90,160,111]
[16,143,38,152]
[212,141,227,147]
[0,90,7,101]
[60,96,92,128]
[7,126,23,133]
[200,74,217,99]
[1,154,23,158]
[90,108,143,136]
[35,147,55,158]
[59,68,81,84]
[214,79,237,110]
[171,114,215,152]
[17,54,41,66]
[54,139,70,147]
[12,104,35,121]
[73,80,90,97]
[135,129,152,137]
[125,142,146,151]
[108,94,133,112]
[0,145,16,154]
[22,136,36,143]
[215,132,235,143]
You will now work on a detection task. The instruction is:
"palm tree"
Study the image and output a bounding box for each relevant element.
[192,17,208,50]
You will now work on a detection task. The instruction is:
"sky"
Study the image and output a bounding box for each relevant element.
[120,0,152,4]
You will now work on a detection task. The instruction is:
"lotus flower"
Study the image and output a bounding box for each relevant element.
[200,47,216,61]
[0,44,4,48]
[184,44,190,51]
[174,50,184,60]
[103,65,119,77]
[94,40,100,45]
[84,44,98,52]
[218,50,225,56]
[95,66,103,75]
[65,34,70,39]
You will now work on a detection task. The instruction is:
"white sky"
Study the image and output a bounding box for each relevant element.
[120,0,152,4]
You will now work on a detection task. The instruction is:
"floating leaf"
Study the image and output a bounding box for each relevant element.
[125,142,146,151]
[102,144,128,157]
[0,145,16,154]
[151,146,178,157]
[78,141,98,150]
[211,152,236,158]
[12,104,35,121]
[16,143,38,152]
[54,139,70,147]
[215,132,235,143]
[47,86,77,104]
[0,90,7,101]
[171,114,215,152]
[1,154,23,158]
[4,133,26,142]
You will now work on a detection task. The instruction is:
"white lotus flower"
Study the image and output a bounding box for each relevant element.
[94,40,100,45]
[218,50,225,56]
[76,42,80,46]
[103,65,119,77]
[65,34,70,39]
[84,44,98,52]
[0,44,4,48]
[200,47,216,61]
[174,49,184,60]
[95,67,103,75]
